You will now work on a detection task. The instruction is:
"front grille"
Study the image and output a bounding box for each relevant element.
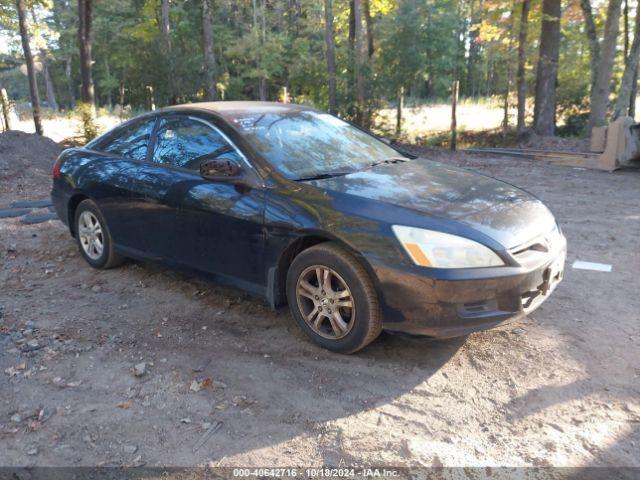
[510,225,564,268]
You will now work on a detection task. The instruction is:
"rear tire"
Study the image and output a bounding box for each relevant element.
[286,242,382,353]
[74,199,124,269]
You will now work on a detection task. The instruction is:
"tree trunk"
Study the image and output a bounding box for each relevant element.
[259,78,267,101]
[118,79,125,117]
[612,3,640,119]
[466,0,482,96]
[160,0,171,55]
[451,80,458,151]
[353,0,365,124]
[40,50,59,111]
[503,64,511,138]
[202,0,217,101]
[287,0,299,31]
[516,0,531,132]
[588,0,623,132]
[145,85,156,111]
[1,88,13,131]
[626,7,639,118]
[624,0,629,59]
[348,0,355,52]
[102,59,111,107]
[251,0,267,100]
[260,0,267,99]
[533,0,561,136]
[252,0,258,30]
[396,87,404,137]
[78,0,97,139]
[579,0,600,90]
[293,0,302,21]
[630,66,638,116]
[27,8,58,113]
[486,54,493,96]
[26,10,58,112]
[363,0,374,58]
[503,2,516,137]
[160,0,176,104]
[65,57,76,109]
[323,0,337,114]
[78,0,95,108]
[16,0,43,135]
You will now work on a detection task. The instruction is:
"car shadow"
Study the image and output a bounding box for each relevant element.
[119,259,466,464]
[207,334,465,463]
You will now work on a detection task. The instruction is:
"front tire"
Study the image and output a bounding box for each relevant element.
[286,242,382,353]
[74,199,124,269]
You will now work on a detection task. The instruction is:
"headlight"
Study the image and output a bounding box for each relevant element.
[392,225,504,268]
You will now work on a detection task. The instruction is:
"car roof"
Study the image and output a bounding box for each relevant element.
[85,101,316,151]
[160,101,314,121]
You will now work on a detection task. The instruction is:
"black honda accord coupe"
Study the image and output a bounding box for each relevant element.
[51,101,566,353]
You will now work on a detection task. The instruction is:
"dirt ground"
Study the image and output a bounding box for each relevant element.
[0,131,639,468]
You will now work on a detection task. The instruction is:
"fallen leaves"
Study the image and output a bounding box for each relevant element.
[189,377,212,392]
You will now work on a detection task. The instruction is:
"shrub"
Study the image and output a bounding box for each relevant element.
[76,102,99,141]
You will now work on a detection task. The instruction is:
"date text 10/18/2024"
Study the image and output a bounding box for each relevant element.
[232,468,400,478]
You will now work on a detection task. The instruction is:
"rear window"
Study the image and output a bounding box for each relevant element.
[93,117,156,161]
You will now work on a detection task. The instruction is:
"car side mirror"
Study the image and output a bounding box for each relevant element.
[200,157,242,180]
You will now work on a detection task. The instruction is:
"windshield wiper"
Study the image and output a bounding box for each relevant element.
[365,157,409,169]
[294,172,352,182]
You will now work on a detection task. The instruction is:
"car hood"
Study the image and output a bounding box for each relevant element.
[305,158,556,249]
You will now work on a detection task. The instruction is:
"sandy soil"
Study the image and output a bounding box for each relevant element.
[12,115,121,143]
[0,131,638,468]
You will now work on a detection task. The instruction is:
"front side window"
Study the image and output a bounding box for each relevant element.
[152,117,239,170]
[101,117,156,161]
[230,110,406,180]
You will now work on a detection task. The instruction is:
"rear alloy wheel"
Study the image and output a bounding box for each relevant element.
[287,242,381,353]
[78,211,104,260]
[74,199,124,269]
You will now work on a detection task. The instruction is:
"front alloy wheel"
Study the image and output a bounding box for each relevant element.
[286,242,381,353]
[296,265,355,340]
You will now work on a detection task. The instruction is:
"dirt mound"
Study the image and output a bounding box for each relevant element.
[0,131,63,177]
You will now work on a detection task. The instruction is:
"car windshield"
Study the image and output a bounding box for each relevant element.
[229,110,407,180]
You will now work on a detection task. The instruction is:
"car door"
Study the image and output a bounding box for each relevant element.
[143,115,266,290]
[88,116,158,251]
[121,116,193,260]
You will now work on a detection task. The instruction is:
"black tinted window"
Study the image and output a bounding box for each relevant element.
[152,118,233,170]
[101,118,156,161]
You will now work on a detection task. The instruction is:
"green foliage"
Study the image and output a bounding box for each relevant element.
[76,101,98,140]
[2,0,480,112]
[557,97,590,137]
[0,0,631,136]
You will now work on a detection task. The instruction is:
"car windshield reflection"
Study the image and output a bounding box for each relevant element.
[230,110,408,180]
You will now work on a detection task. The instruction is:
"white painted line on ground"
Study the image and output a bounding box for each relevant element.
[572,260,612,272]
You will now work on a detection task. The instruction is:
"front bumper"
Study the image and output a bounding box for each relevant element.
[373,245,566,337]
